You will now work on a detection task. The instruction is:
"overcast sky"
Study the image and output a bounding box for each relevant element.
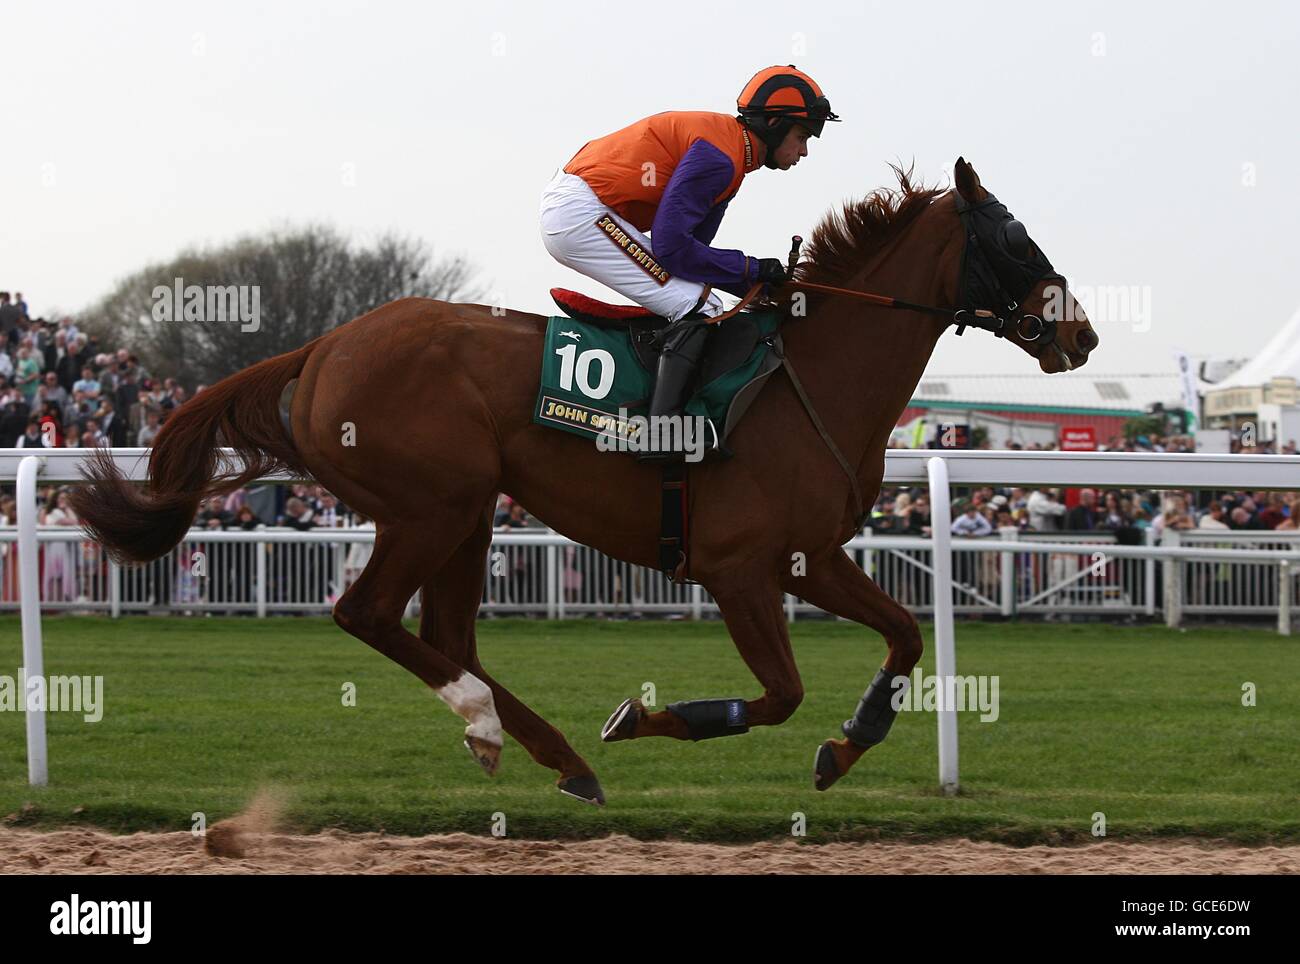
[4,0,1296,378]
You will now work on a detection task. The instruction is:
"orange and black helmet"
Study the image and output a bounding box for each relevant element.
[737,65,840,158]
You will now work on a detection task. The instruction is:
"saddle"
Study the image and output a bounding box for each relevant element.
[541,289,787,587]
[549,288,665,327]
[549,288,777,385]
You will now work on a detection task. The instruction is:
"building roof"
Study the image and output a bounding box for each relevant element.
[910,372,1186,416]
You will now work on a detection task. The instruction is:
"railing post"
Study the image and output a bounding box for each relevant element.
[334,538,346,606]
[849,529,873,623]
[556,544,567,620]
[17,455,48,786]
[1163,527,1182,629]
[1143,527,1157,617]
[1279,559,1293,637]
[926,456,959,795]
[998,525,1017,617]
[691,582,702,621]
[109,557,121,619]
[545,542,558,620]
[256,540,267,619]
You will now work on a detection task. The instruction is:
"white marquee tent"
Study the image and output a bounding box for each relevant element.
[1210,305,1300,389]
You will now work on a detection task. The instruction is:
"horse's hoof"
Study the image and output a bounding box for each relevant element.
[557,774,606,806]
[813,741,842,792]
[464,735,502,776]
[600,697,644,743]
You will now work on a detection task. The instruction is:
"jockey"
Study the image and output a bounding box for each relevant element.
[540,65,839,458]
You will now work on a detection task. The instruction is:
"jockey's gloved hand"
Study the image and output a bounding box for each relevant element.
[755,258,789,285]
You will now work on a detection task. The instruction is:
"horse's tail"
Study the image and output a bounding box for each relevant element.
[69,339,322,565]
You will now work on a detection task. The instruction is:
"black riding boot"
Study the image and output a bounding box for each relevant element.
[637,318,710,464]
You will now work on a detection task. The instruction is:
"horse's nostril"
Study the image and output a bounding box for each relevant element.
[1075,329,1098,353]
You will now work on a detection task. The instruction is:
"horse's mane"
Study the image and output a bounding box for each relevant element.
[795,164,945,294]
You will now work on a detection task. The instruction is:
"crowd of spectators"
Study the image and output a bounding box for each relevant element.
[1099,433,1296,455]
[866,484,1299,539]
[0,480,376,605]
[0,292,540,524]
[0,285,377,602]
[872,425,1299,539]
[0,291,379,530]
[864,484,1299,614]
[0,292,197,450]
[889,432,1297,456]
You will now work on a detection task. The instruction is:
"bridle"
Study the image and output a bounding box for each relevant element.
[779,190,1077,368]
[951,191,1067,361]
[721,189,1082,534]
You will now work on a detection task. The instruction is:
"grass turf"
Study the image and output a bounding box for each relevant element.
[1,615,1297,843]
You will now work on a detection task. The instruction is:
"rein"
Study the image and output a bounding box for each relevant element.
[776,185,1076,368]
[677,196,1075,535]
[784,276,1016,338]
[780,227,1065,355]
[726,198,1074,533]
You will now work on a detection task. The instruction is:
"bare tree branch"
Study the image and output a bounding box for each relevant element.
[77,225,482,387]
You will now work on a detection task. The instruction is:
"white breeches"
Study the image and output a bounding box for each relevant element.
[539,169,724,323]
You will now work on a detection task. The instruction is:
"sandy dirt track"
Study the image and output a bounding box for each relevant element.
[2,828,1298,874]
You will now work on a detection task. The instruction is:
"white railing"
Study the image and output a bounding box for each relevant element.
[5,525,1300,627]
[7,446,1300,488]
[5,446,1300,792]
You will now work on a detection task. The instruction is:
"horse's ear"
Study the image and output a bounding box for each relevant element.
[954,157,984,201]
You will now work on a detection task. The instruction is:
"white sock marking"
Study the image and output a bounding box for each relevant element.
[435,672,502,746]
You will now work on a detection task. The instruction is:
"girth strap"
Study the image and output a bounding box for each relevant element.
[659,462,691,583]
[780,355,867,531]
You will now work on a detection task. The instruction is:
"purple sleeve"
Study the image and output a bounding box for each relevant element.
[651,139,756,296]
[693,199,728,246]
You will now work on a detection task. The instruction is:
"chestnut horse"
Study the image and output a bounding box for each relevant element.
[71,159,1097,805]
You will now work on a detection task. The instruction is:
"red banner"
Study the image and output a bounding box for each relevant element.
[1060,425,1097,451]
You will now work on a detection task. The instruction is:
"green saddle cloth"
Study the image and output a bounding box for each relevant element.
[533,309,784,450]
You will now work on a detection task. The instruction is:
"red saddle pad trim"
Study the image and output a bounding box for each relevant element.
[550,287,657,321]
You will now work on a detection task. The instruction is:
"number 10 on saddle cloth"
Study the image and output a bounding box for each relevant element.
[532,309,785,451]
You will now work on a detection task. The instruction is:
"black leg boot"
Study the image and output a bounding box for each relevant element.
[637,319,709,464]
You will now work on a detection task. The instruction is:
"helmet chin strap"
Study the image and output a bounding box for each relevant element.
[746,118,789,169]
